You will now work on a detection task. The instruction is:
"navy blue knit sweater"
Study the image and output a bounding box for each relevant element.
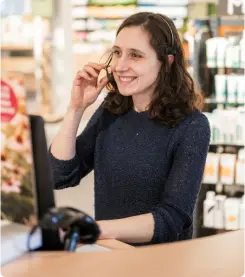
[49,106,210,245]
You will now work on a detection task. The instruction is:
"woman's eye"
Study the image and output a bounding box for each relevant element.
[113,50,120,56]
[131,53,141,58]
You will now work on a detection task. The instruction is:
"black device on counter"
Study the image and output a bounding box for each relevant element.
[38,207,100,252]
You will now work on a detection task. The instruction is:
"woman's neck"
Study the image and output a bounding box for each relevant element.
[132,94,151,113]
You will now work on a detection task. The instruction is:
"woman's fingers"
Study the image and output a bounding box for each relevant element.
[84,65,99,78]
[96,76,109,93]
[75,70,92,82]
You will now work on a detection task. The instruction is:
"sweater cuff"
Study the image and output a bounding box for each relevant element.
[151,210,163,244]
[48,147,80,175]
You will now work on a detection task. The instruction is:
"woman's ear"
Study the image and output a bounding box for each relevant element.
[168,54,174,65]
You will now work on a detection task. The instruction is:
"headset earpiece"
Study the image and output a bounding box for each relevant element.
[166,48,176,56]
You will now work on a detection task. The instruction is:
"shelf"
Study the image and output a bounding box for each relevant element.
[205,99,244,105]
[203,183,245,193]
[1,57,36,74]
[1,44,33,52]
[201,226,240,231]
[209,143,244,147]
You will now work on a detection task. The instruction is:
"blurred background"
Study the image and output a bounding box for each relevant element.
[1,0,244,239]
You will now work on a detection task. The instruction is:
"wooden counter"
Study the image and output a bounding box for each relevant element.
[2,230,244,277]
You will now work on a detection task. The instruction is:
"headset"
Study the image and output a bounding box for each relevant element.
[156,14,177,56]
[105,13,176,85]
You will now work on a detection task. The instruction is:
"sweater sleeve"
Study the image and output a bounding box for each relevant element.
[151,112,210,244]
[49,106,103,190]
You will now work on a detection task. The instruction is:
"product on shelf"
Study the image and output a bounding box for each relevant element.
[220,153,236,185]
[205,33,244,69]
[203,153,220,184]
[214,195,227,229]
[89,0,136,5]
[205,38,218,68]
[205,108,244,145]
[203,192,244,230]
[224,198,240,230]
[214,74,226,102]
[214,74,245,104]
[203,191,216,228]
[239,196,244,229]
[236,149,244,186]
[72,0,88,4]
[240,32,245,68]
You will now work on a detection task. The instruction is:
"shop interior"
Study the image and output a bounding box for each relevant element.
[1,0,244,276]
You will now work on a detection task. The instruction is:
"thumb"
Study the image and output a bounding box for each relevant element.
[96,76,109,93]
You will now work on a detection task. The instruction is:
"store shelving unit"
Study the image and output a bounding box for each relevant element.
[1,44,36,94]
[71,0,189,73]
[194,14,244,238]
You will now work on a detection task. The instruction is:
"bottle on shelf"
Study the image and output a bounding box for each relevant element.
[203,191,216,228]
[236,148,244,186]
[214,195,227,229]
[239,196,244,229]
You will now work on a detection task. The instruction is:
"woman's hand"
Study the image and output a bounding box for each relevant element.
[69,63,108,111]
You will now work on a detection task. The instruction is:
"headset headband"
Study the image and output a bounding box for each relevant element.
[155,14,176,55]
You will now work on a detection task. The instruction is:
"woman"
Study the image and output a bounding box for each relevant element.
[49,12,210,246]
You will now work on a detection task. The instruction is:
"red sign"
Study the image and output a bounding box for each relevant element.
[1,80,18,122]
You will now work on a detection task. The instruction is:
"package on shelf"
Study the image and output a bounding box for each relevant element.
[87,5,136,18]
[237,75,245,104]
[137,0,157,4]
[214,74,227,102]
[216,38,229,68]
[203,153,220,184]
[137,0,188,5]
[1,16,34,46]
[72,0,88,4]
[214,74,244,104]
[205,38,219,68]
[220,153,237,185]
[205,108,244,145]
[226,75,237,103]
[1,75,37,225]
[136,5,187,17]
[206,35,244,69]
[88,0,137,4]
[236,108,244,145]
[203,192,244,230]
[72,6,88,18]
[213,109,237,144]
[239,196,244,229]
[240,32,245,68]
[203,112,214,143]
[224,198,240,230]
[226,38,241,69]
[236,148,244,186]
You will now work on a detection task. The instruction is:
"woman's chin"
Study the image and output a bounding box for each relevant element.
[118,88,136,97]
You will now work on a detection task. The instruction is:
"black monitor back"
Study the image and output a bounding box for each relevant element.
[29,115,63,250]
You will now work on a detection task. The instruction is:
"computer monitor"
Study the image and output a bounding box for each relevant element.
[29,115,63,250]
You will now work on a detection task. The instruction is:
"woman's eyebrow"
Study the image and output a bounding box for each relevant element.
[112,45,145,55]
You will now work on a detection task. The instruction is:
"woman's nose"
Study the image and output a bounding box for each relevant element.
[114,57,129,72]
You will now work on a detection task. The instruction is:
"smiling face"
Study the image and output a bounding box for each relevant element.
[110,26,161,110]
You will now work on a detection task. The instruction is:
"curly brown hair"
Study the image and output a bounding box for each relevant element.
[102,12,204,127]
